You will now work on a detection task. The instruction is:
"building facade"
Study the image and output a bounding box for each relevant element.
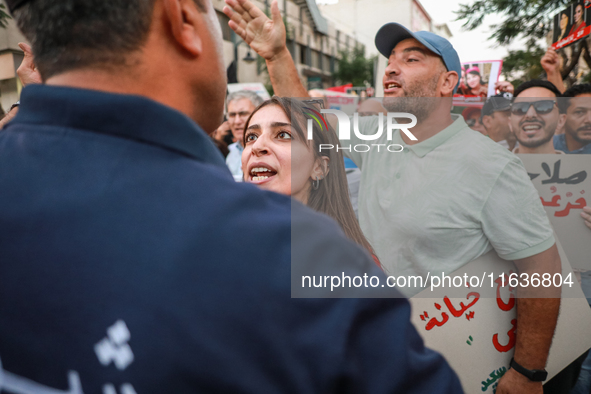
[318,0,451,96]
[212,0,365,92]
[0,0,367,105]
[0,1,26,114]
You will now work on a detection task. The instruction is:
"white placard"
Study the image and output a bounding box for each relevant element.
[410,241,591,393]
[518,154,590,270]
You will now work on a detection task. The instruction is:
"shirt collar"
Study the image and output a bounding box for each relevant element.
[553,133,591,154]
[14,85,227,170]
[231,142,244,152]
[396,115,466,158]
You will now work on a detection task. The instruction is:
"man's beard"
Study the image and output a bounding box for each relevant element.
[382,74,440,123]
[516,120,556,148]
[565,124,591,145]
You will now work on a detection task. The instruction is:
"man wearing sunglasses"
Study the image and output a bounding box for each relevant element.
[509,80,565,154]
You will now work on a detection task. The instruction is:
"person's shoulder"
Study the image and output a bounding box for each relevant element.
[452,125,519,171]
[227,142,240,154]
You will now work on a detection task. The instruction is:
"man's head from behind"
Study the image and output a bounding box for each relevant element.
[10,0,226,132]
[510,80,563,150]
[226,91,263,144]
[481,93,512,142]
[558,84,591,148]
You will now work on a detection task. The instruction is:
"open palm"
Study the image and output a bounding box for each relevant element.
[224,0,286,61]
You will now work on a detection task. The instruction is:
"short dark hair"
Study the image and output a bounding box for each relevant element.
[514,79,562,98]
[558,83,591,113]
[13,0,205,80]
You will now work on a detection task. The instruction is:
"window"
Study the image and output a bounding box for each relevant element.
[323,55,331,73]
[311,50,320,69]
[299,44,307,66]
[216,11,232,42]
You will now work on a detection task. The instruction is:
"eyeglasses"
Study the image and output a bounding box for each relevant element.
[227,111,252,119]
[510,100,556,116]
[466,118,479,127]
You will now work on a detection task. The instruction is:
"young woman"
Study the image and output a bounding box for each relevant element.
[556,12,570,42]
[241,96,378,264]
[465,67,488,97]
[569,4,586,36]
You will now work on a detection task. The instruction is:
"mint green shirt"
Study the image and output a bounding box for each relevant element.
[344,115,555,296]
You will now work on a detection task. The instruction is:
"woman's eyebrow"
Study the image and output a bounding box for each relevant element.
[246,124,261,130]
[271,122,291,128]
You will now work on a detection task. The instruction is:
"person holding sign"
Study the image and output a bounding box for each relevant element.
[224,1,563,393]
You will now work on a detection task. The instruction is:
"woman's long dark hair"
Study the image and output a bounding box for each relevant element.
[244,96,376,259]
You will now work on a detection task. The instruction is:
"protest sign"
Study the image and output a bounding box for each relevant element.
[453,61,503,108]
[518,154,590,270]
[409,242,591,393]
[227,82,271,100]
[552,2,591,50]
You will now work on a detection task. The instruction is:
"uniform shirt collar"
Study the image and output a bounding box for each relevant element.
[14,85,227,169]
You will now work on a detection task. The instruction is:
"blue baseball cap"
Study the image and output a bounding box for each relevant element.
[375,23,462,93]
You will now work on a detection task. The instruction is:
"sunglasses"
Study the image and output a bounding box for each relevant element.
[511,100,556,116]
[466,118,478,127]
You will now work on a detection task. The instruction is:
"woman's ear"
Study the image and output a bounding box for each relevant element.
[311,156,330,181]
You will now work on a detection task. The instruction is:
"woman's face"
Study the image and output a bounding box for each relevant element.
[575,5,583,24]
[561,13,569,30]
[241,105,319,203]
[467,73,480,89]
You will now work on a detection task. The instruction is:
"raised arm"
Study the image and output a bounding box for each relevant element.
[223,0,309,98]
[541,48,566,94]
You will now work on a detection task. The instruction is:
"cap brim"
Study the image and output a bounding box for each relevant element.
[375,23,441,59]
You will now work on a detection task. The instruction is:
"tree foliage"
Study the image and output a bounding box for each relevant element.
[454,0,569,46]
[333,46,376,87]
[501,39,546,86]
[0,3,10,29]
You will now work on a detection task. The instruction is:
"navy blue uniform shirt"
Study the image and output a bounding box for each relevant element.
[0,85,462,393]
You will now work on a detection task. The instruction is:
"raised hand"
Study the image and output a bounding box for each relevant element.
[541,48,561,75]
[223,0,287,61]
[494,80,514,95]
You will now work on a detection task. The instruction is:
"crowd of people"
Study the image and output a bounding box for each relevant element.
[1,0,591,393]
